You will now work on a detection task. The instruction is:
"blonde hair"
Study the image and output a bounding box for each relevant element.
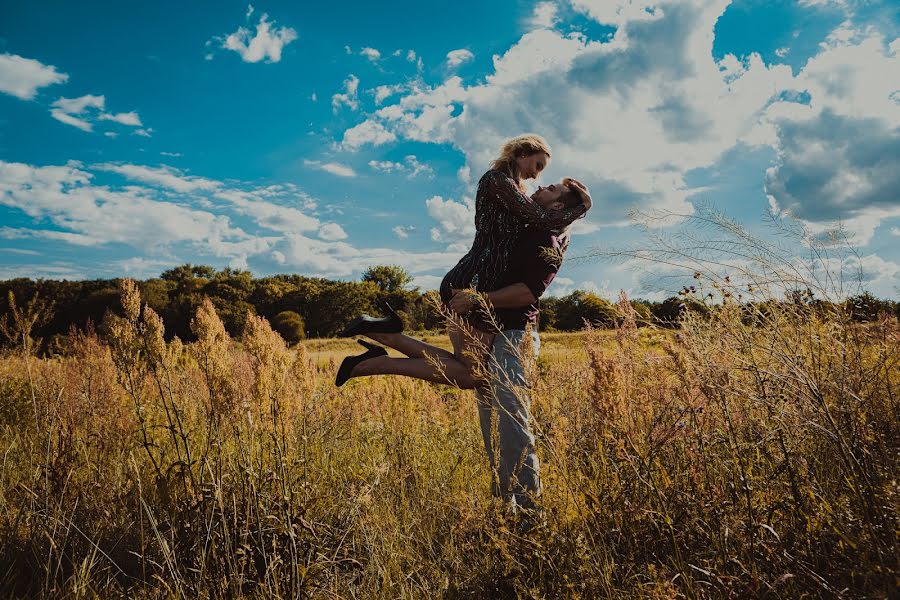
[489,134,551,191]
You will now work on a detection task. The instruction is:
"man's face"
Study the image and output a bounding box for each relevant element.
[531,181,570,210]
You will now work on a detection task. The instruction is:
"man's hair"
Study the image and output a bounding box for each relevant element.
[557,186,582,209]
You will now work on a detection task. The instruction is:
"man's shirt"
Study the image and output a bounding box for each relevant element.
[492,228,569,331]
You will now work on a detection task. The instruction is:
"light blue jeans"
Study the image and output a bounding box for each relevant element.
[475,328,542,511]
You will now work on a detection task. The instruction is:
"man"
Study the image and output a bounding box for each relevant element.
[448,180,582,512]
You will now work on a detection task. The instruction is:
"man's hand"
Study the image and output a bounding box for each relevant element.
[564,177,592,211]
[448,288,476,314]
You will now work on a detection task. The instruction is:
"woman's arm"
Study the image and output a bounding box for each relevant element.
[482,170,587,229]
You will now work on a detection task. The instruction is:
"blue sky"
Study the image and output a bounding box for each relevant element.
[1,0,898,299]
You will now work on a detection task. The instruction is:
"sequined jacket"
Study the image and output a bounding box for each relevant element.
[439,169,586,303]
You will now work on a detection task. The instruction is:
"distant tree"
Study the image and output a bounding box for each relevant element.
[272,310,306,344]
[630,300,653,326]
[362,265,414,293]
[554,291,619,330]
[211,297,255,337]
[303,281,379,338]
[538,296,561,331]
[652,295,709,327]
[844,292,894,322]
[161,264,216,283]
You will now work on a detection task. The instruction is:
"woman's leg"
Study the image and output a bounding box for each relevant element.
[350,323,494,388]
[366,332,456,361]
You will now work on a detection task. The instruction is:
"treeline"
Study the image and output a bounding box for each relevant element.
[1,264,898,351]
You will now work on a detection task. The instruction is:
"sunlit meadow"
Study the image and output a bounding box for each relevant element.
[1,258,897,598]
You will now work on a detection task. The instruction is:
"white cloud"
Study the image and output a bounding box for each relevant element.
[392,225,414,239]
[528,2,560,29]
[404,155,433,178]
[213,188,320,233]
[446,49,474,68]
[338,0,900,243]
[775,46,789,58]
[407,50,417,62]
[52,94,105,114]
[95,163,221,193]
[303,160,357,177]
[160,151,183,157]
[360,47,381,61]
[221,11,297,63]
[367,155,433,177]
[369,160,404,172]
[0,53,68,100]
[50,95,104,131]
[569,0,664,26]
[341,119,396,150]
[0,158,469,282]
[426,195,475,246]
[373,83,406,105]
[545,277,613,298]
[891,227,900,236]
[0,160,251,252]
[104,132,118,138]
[763,25,900,244]
[278,233,458,277]
[411,274,443,291]
[331,74,360,112]
[98,111,142,126]
[50,109,93,132]
[318,222,348,240]
[49,94,145,133]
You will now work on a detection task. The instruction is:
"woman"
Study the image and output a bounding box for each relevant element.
[336,134,591,387]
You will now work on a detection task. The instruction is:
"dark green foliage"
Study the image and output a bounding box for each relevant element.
[272,311,306,344]
[362,265,414,293]
[1,264,896,351]
[551,291,619,330]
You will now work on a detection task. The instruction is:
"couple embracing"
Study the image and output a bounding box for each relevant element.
[335,134,592,513]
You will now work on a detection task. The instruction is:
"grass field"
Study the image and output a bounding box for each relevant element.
[0,280,896,598]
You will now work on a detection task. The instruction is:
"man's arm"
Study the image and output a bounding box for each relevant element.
[448,282,537,314]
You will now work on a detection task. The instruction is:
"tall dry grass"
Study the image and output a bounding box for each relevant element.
[0,255,897,597]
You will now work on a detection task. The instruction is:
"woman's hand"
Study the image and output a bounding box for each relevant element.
[564,177,592,211]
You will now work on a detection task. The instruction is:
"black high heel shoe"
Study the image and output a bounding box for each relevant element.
[335,340,388,387]
[339,302,403,337]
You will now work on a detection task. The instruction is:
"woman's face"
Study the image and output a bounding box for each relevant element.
[515,152,549,180]
[532,181,569,210]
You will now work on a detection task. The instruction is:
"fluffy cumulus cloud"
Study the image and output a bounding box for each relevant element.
[528,2,560,30]
[360,47,381,62]
[426,195,475,247]
[446,49,474,68]
[332,74,360,112]
[0,160,249,251]
[0,158,463,280]
[338,0,900,251]
[220,9,297,63]
[763,32,900,244]
[341,119,396,150]
[318,222,348,240]
[0,53,68,100]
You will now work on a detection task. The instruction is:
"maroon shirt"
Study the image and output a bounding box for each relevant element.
[492,228,569,331]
